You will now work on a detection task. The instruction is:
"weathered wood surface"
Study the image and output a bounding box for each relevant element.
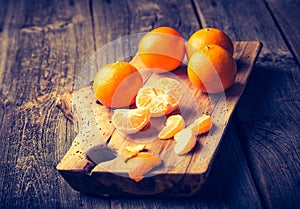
[0,0,299,208]
[264,0,300,65]
[191,0,300,208]
[0,0,110,208]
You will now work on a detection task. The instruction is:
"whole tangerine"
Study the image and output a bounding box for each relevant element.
[137,26,185,73]
[187,44,237,93]
[187,28,234,59]
[93,61,143,108]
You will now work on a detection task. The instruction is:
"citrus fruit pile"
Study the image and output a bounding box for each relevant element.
[93,26,235,156]
[186,28,237,93]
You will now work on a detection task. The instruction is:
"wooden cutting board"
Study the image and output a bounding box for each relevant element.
[56,41,262,197]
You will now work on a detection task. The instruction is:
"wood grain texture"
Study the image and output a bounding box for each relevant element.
[0,0,262,208]
[192,0,300,208]
[264,0,300,64]
[0,0,110,208]
[1,0,298,208]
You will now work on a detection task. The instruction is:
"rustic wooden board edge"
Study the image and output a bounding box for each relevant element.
[186,41,263,173]
[56,41,262,197]
[183,41,263,193]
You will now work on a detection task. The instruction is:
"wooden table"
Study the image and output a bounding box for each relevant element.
[0,0,299,208]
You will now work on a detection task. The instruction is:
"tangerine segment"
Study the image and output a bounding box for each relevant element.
[136,86,178,117]
[158,115,185,139]
[187,114,212,135]
[112,108,150,135]
[174,128,197,155]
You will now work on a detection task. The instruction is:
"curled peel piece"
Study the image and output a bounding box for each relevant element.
[125,144,146,153]
[128,153,162,182]
[124,144,146,161]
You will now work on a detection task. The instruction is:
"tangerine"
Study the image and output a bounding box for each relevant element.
[93,61,143,108]
[137,26,185,73]
[187,28,234,59]
[187,44,237,93]
[135,86,178,117]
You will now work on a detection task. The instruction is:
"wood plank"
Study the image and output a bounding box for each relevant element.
[91,0,200,44]
[265,0,300,64]
[0,0,281,209]
[0,0,8,32]
[236,64,300,209]
[192,0,290,57]
[74,0,201,89]
[0,0,110,208]
[192,0,300,208]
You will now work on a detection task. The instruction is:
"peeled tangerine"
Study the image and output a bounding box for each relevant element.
[174,128,196,155]
[136,78,183,117]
